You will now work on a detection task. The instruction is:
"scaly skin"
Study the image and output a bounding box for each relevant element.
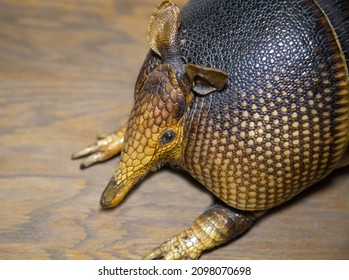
[73,0,349,259]
[143,204,265,260]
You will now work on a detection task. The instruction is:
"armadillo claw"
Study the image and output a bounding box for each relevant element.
[71,126,126,168]
[143,232,203,260]
[143,212,218,260]
[142,205,264,260]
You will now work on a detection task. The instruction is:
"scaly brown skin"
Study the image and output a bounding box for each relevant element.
[143,204,265,260]
[73,0,349,259]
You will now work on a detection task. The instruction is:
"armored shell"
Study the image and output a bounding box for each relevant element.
[138,0,349,211]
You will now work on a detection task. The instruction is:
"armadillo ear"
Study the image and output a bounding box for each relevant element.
[185,64,229,95]
[146,0,181,61]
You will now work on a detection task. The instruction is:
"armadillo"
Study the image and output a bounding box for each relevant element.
[72,0,349,259]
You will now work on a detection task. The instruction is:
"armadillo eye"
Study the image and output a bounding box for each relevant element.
[160,130,176,144]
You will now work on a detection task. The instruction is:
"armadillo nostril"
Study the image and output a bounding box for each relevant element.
[99,176,119,208]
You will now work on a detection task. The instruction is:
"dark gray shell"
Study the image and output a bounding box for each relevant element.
[140,0,349,210]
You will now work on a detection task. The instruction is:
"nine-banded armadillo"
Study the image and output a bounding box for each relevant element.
[72,0,349,259]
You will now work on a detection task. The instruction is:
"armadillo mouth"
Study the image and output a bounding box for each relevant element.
[100,175,136,209]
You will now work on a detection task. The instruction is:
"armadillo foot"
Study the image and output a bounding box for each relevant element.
[143,204,265,260]
[71,126,126,168]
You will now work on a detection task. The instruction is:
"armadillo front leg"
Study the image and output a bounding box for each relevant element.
[143,204,265,260]
[72,126,126,168]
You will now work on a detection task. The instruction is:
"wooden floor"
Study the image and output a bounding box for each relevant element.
[0,0,348,260]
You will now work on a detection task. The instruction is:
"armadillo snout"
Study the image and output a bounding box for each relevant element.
[100,64,188,207]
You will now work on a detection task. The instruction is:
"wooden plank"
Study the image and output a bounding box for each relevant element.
[0,0,348,260]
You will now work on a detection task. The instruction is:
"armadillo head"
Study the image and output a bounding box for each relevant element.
[99,63,188,208]
[100,0,228,208]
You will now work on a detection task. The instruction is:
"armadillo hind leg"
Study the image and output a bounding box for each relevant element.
[143,204,265,260]
[71,126,126,169]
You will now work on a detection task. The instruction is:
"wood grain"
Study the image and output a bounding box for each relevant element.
[0,0,348,260]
